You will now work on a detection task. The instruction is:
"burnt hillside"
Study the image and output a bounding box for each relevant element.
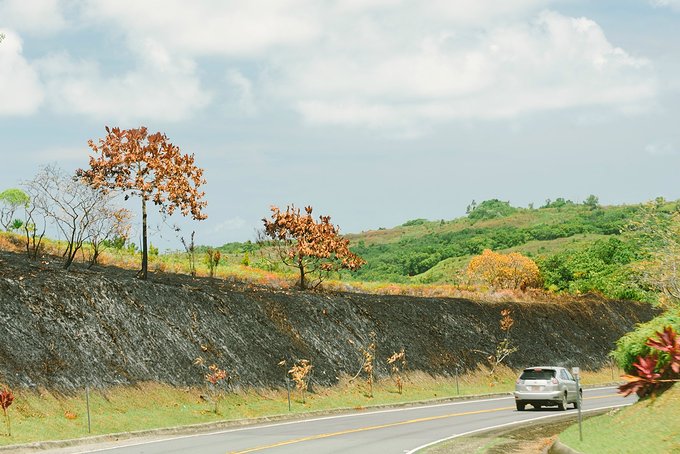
[0,250,657,391]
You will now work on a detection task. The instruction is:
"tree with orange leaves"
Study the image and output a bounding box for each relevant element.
[467,249,541,290]
[78,126,207,279]
[262,205,365,289]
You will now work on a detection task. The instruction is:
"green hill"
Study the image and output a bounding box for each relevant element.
[344,198,660,301]
[209,196,680,302]
[218,197,677,302]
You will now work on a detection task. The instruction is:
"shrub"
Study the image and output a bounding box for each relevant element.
[467,249,541,290]
[402,218,428,227]
[613,309,680,373]
[619,326,680,398]
[468,199,517,221]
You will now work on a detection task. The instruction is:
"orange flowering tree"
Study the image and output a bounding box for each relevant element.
[262,205,365,289]
[467,249,541,290]
[78,126,207,279]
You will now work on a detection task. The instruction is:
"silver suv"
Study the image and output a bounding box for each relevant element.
[514,366,581,411]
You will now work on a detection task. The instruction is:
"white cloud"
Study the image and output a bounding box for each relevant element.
[645,142,678,156]
[0,0,67,34]
[273,10,656,129]
[80,0,322,57]
[31,145,89,164]
[650,0,680,11]
[212,217,246,233]
[36,43,211,123]
[0,30,44,115]
[226,70,257,116]
[0,2,661,129]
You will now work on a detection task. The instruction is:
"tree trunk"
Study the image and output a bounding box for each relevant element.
[88,248,99,269]
[138,197,148,280]
[298,260,306,290]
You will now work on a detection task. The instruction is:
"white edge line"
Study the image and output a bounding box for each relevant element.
[71,387,620,453]
[403,402,632,454]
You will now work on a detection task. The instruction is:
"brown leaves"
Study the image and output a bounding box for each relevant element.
[387,348,407,394]
[500,309,514,333]
[205,364,228,386]
[288,359,313,402]
[262,204,366,289]
[78,126,207,221]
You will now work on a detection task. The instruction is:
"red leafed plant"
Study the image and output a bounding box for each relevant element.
[0,388,14,436]
[645,326,680,374]
[619,326,680,398]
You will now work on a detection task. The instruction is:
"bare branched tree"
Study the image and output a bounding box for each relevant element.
[25,165,124,269]
[22,197,47,261]
[628,201,680,307]
[87,206,132,268]
[180,230,197,277]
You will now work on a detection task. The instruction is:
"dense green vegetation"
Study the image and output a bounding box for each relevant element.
[332,200,654,301]
[198,198,679,302]
[613,308,680,372]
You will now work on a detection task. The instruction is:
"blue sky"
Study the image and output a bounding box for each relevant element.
[1,0,679,249]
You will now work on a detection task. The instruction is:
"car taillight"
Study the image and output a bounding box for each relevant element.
[516,379,524,385]
[551,377,558,384]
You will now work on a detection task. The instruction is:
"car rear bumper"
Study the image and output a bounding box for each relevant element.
[514,391,562,401]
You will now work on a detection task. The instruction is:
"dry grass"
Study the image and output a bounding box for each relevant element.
[0,231,593,304]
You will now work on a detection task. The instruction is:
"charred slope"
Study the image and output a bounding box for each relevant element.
[0,251,657,391]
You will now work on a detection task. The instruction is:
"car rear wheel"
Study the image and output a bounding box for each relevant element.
[516,402,526,411]
[557,393,568,411]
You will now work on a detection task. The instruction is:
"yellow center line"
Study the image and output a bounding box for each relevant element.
[228,393,617,454]
[228,406,512,454]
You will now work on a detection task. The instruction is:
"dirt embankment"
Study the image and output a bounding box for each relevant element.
[0,250,658,391]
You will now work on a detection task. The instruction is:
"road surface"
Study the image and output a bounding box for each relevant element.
[45,387,632,454]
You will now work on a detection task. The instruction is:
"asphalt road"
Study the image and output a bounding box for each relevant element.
[47,387,633,454]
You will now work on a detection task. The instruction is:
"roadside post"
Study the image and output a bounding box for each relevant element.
[285,377,291,412]
[572,367,582,442]
[455,366,460,395]
[86,385,91,434]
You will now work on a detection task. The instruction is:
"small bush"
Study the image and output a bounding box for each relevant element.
[467,199,517,221]
[402,218,427,227]
[613,309,680,373]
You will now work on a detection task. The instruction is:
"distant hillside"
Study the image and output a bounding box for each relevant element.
[219,197,677,303]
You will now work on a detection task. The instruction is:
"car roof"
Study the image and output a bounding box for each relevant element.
[522,366,564,370]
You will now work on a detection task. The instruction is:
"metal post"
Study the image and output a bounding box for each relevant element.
[86,385,91,434]
[286,377,291,412]
[455,367,460,395]
[572,367,583,442]
[577,375,583,442]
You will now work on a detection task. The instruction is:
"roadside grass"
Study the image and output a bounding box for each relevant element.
[0,367,613,446]
[559,383,680,453]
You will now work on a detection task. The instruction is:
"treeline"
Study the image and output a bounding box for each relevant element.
[349,202,640,282]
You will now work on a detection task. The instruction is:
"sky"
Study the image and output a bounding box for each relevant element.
[1,0,680,249]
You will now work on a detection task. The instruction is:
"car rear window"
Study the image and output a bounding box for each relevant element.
[520,369,555,380]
